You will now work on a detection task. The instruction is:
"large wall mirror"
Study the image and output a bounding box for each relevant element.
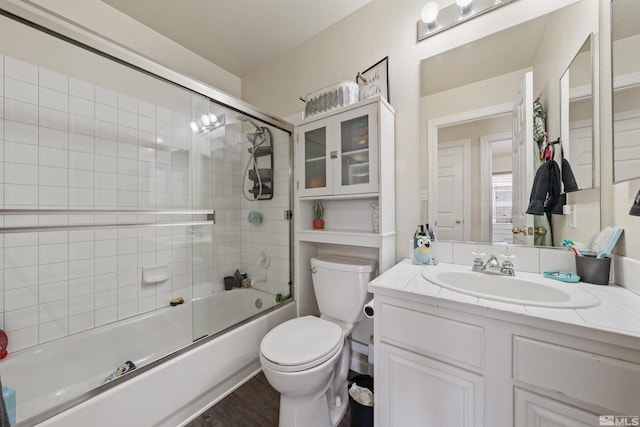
[612,0,640,183]
[420,0,600,247]
[560,33,597,191]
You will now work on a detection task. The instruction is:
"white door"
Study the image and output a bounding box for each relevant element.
[437,140,469,240]
[568,119,593,190]
[613,110,640,182]
[511,72,534,245]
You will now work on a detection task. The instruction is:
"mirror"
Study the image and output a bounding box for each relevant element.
[560,34,596,191]
[420,0,600,247]
[612,0,640,183]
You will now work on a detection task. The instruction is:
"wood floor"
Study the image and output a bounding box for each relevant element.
[187,371,353,427]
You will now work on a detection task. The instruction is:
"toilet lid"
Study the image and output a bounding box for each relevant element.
[261,316,343,370]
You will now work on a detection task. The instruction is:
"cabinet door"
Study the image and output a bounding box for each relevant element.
[376,343,484,427]
[514,388,599,427]
[334,103,379,195]
[298,119,333,197]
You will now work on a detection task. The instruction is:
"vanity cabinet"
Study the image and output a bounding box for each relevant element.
[373,295,640,427]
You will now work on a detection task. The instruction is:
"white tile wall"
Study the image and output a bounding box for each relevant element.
[1,55,291,352]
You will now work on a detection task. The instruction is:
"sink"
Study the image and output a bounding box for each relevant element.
[421,269,600,308]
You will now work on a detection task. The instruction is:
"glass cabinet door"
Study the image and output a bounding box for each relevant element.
[299,124,330,196]
[298,102,378,197]
[335,104,378,195]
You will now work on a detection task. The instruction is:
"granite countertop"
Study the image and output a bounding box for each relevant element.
[369,259,640,341]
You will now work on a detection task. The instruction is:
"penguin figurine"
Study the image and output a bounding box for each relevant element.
[413,236,438,266]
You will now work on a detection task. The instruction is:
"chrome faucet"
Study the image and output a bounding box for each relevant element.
[472,252,516,276]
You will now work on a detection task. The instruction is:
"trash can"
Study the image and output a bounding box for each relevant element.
[348,374,374,427]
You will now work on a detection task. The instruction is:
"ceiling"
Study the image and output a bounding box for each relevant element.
[102,0,371,77]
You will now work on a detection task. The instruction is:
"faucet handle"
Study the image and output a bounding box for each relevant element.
[499,253,516,275]
[471,251,486,271]
[499,253,515,261]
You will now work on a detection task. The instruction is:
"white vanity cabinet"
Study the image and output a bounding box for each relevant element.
[373,295,640,427]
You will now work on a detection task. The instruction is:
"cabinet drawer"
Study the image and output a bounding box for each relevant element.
[379,303,484,371]
[513,336,640,414]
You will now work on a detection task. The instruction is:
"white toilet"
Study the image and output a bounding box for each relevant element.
[259,255,377,427]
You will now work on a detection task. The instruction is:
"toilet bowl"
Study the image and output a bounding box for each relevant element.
[259,255,377,427]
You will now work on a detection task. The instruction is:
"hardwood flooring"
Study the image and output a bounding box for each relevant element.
[187,371,354,427]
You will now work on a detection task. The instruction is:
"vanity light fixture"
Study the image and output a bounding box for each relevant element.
[190,113,224,134]
[417,0,516,41]
[456,0,473,16]
[421,2,440,29]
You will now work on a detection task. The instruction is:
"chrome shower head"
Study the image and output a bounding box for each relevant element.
[237,115,262,131]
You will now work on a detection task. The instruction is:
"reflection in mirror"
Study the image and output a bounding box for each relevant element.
[420,0,600,247]
[560,34,595,191]
[612,0,640,183]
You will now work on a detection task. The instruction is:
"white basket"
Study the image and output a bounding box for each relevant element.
[304,81,359,118]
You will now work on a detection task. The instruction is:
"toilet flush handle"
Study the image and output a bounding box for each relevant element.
[311,266,317,273]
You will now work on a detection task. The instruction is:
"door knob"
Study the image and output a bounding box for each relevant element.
[534,227,547,235]
[512,226,527,235]
[455,218,462,224]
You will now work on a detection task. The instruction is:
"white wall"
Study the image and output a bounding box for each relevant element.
[242,0,582,262]
[5,0,241,98]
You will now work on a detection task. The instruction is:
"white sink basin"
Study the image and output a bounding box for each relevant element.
[421,269,600,308]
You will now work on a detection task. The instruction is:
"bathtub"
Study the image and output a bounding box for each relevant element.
[192,287,280,341]
[1,289,295,426]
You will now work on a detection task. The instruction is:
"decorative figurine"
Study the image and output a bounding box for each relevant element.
[413,235,438,266]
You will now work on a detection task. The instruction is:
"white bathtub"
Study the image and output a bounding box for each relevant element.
[0,289,294,426]
[192,288,280,341]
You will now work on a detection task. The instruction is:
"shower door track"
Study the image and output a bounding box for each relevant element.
[0,209,214,215]
[0,209,215,233]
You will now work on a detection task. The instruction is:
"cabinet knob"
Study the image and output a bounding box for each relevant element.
[330,150,338,159]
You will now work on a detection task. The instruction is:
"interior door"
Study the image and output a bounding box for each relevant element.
[568,120,593,190]
[511,72,535,245]
[437,141,467,240]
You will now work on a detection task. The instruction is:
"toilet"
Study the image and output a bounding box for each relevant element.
[259,255,377,427]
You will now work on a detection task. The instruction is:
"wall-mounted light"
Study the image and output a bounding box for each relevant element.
[417,0,515,42]
[421,2,439,29]
[190,113,224,134]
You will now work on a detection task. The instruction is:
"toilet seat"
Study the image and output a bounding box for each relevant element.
[260,316,343,373]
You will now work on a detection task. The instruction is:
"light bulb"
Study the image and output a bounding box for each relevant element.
[421,2,439,26]
[189,121,199,132]
[209,113,218,124]
[200,114,210,126]
[456,0,472,14]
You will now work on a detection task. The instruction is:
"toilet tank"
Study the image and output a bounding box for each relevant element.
[310,255,378,324]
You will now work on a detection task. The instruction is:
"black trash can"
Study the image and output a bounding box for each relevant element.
[348,375,374,427]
